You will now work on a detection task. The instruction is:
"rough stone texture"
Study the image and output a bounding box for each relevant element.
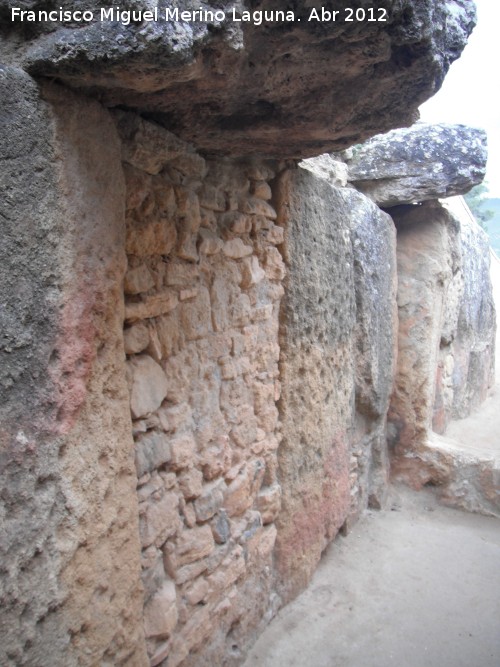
[349,193,398,517]
[441,197,496,421]
[413,433,500,519]
[121,116,283,665]
[388,201,459,480]
[342,123,487,206]
[388,198,496,492]
[299,154,348,188]
[2,1,476,157]
[274,165,397,602]
[0,68,147,666]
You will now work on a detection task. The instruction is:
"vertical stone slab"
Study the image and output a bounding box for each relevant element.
[275,167,355,603]
[388,201,457,485]
[447,202,496,418]
[0,68,147,665]
[349,196,397,516]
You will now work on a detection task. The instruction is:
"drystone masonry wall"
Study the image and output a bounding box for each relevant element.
[116,111,286,666]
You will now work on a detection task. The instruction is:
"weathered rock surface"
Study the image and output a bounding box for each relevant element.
[343,123,487,206]
[275,167,354,602]
[2,1,476,157]
[350,192,398,515]
[388,198,496,492]
[0,67,147,666]
[119,116,284,665]
[442,197,496,421]
[388,201,459,472]
[275,164,397,601]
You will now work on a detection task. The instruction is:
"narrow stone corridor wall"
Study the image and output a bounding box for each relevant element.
[116,111,286,666]
[387,199,496,488]
[274,164,397,602]
[0,70,147,666]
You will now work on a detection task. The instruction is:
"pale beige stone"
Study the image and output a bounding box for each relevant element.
[246,164,276,181]
[170,433,197,470]
[264,246,286,280]
[199,183,226,211]
[126,215,177,257]
[168,558,208,586]
[179,286,212,341]
[257,484,282,524]
[115,110,188,174]
[135,430,172,477]
[265,224,285,245]
[252,304,273,322]
[194,479,226,521]
[124,263,155,294]
[223,466,253,516]
[127,355,168,418]
[144,581,178,639]
[206,546,245,592]
[201,437,232,481]
[164,262,200,286]
[179,606,213,653]
[220,211,252,234]
[176,188,201,263]
[153,179,177,218]
[158,402,192,433]
[240,256,266,289]
[156,311,183,358]
[200,207,217,231]
[165,525,215,573]
[182,502,197,528]
[222,238,253,259]
[251,180,272,200]
[169,152,207,180]
[145,325,162,362]
[180,288,198,301]
[241,196,277,219]
[124,163,151,210]
[198,228,223,255]
[139,491,181,548]
[183,577,209,605]
[196,333,232,360]
[123,322,149,355]
[125,290,178,322]
[179,468,203,499]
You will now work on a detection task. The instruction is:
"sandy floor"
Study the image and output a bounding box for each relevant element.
[244,485,500,667]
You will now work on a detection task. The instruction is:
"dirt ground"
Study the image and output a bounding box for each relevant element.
[244,485,500,667]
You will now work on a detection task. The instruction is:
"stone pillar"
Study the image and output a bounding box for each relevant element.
[275,166,355,603]
[0,67,147,666]
[388,201,458,484]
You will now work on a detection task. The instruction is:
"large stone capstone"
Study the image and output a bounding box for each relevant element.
[342,123,487,206]
[3,0,476,157]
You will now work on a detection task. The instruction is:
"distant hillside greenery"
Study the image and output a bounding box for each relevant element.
[464,184,500,255]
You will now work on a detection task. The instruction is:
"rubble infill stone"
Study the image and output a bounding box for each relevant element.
[343,123,487,207]
[125,290,179,322]
[128,354,168,419]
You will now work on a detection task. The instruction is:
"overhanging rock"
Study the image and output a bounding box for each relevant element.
[342,122,487,206]
[2,0,476,158]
